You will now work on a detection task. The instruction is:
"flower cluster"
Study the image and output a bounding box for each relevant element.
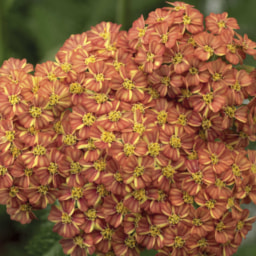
[1,1,256,256]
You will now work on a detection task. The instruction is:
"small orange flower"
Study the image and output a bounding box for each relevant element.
[198,141,233,174]
[194,32,225,61]
[134,40,165,73]
[205,12,240,35]
[48,200,84,238]
[60,233,95,256]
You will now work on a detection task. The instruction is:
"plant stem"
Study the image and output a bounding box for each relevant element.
[116,0,129,30]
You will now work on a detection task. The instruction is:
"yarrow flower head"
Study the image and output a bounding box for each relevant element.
[1,2,256,256]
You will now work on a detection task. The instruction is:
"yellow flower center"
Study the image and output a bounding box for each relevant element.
[146,52,155,62]
[224,106,236,118]
[115,202,128,215]
[124,143,135,157]
[193,218,203,226]
[148,87,159,99]
[215,178,226,187]
[85,56,96,65]
[73,236,85,248]
[93,159,106,171]
[108,110,122,122]
[183,15,191,25]
[63,134,77,145]
[218,20,226,28]
[205,199,216,209]
[138,28,146,37]
[157,111,167,125]
[132,103,145,113]
[133,189,147,202]
[85,208,97,220]
[9,186,19,197]
[38,185,49,195]
[245,185,252,194]
[48,162,58,174]
[114,172,123,182]
[227,44,236,53]
[251,164,256,174]
[189,67,198,75]
[133,122,145,135]
[188,150,198,160]
[168,214,180,225]
[161,33,169,44]
[198,238,208,247]
[161,76,170,86]
[178,114,187,126]
[47,73,57,81]
[70,162,82,174]
[94,93,108,104]
[133,166,144,177]
[29,106,42,118]
[148,142,160,157]
[170,135,181,148]
[162,165,176,180]
[82,113,96,126]
[174,236,185,248]
[192,171,203,184]
[49,93,59,106]
[232,164,241,177]
[71,187,84,199]
[122,79,135,90]
[216,221,224,232]
[69,82,84,94]
[20,203,32,212]
[96,184,108,197]
[212,72,222,81]
[210,153,219,165]
[227,197,235,208]
[231,82,241,92]
[10,144,20,158]
[33,145,46,156]
[236,221,244,231]
[5,131,15,142]
[202,118,212,130]
[113,61,124,71]
[95,73,105,82]
[61,212,72,224]
[173,53,183,64]
[183,191,194,204]
[204,45,214,56]
[101,131,115,143]
[203,92,213,104]
[61,63,72,73]
[8,95,20,105]
[24,168,33,176]
[150,226,161,237]
[101,227,114,240]
[125,236,136,248]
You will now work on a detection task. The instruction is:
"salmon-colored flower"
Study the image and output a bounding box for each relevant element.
[174,6,204,34]
[134,40,165,73]
[160,125,194,161]
[18,95,54,129]
[194,32,226,61]
[112,227,140,256]
[136,215,164,250]
[205,12,240,35]
[48,200,84,238]
[60,233,95,256]
[7,202,36,224]
[198,141,233,174]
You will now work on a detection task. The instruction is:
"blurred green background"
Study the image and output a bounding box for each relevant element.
[1,0,256,255]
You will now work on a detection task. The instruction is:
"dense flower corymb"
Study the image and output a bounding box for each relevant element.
[1,1,256,256]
